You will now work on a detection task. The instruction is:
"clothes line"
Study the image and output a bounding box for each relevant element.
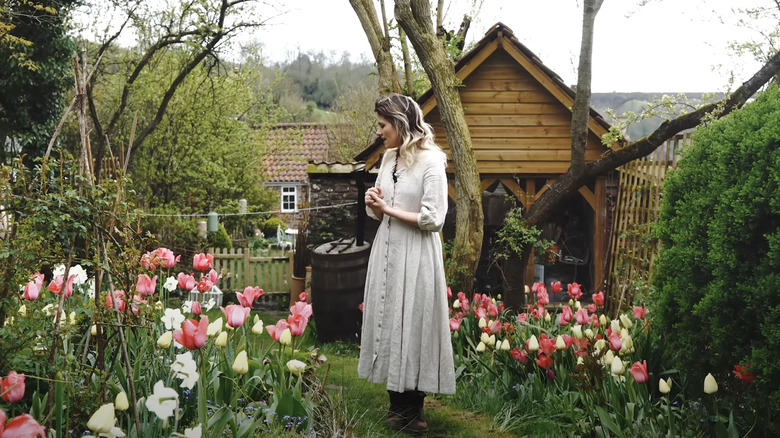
[131,201,359,218]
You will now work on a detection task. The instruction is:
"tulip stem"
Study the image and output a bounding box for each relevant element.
[198,349,208,433]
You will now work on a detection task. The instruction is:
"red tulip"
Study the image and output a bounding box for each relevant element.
[290,301,313,320]
[592,291,605,306]
[173,316,209,350]
[298,292,307,302]
[551,281,562,294]
[539,334,556,356]
[0,409,46,437]
[1,371,25,402]
[287,313,309,336]
[537,354,553,369]
[135,274,157,296]
[446,286,452,299]
[193,253,213,271]
[196,278,213,293]
[475,306,486,321]
[487,303,498,318]
[221,305,250,328]
[733,363,756,383]
[567,282,582,300]
[237,286,263,308]
[49,275,75,298]
[449,318,461,331]
[510,347,529,363]
[632,306,647,320]
[629,360,648,383]
[191,300,202,316]
[266,319,290,342]
[177,273,196,291]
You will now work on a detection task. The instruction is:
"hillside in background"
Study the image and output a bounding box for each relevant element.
[590,92,722,140]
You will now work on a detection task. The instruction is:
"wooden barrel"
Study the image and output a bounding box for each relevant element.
[311,239,371,343]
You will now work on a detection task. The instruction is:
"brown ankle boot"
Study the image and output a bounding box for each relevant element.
[386,391,406,430]
[390,391,428,433]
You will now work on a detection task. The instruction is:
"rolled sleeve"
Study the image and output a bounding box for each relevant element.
[417,156,448,232]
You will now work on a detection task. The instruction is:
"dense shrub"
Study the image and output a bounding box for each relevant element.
[261,217,286,238]
[653,85,780,411]
[207,223,233,249]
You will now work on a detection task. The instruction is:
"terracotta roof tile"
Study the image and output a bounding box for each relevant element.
[263,123,335,183]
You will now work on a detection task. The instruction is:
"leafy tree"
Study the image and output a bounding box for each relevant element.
[653,84,780,409]
[0,0,80,164]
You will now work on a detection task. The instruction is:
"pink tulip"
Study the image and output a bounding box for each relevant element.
[287,313,309,336]
[449,318,461,331]
[488,319,501,334]
[173,316,209,350]
[48,275,75,297]
[177,273,196,291]
[551,281,562,294]
[207,269,221,284]
[193,253,213,271]
[191,300,202,316]
[633,306,647,320]
[510,347,528,363]
[587,303,597,314]
[155,247,180,268]
[1,371,25,402]
[629,360,648,383]
[592,291,605,306]
[568,282,582,300]
[536,289,550,306]
[140,251,159,270]
[0,409,46,437]
[266,319,290,342]
[23,273,43,300]
[446,286,452,299]
[558,306,573,326]
[487,303,498,318]
[575,308,589,325]
[609,331,622,351]
[298,292,307,302]
[105,290,126,312]
[237,286,263,308]
[221,304,250,328]
[290,301,313,320]
[196,278,213,293]
[135,274,157,296]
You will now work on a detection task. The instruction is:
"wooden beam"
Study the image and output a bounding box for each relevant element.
[481,178,497,192]
[447,181,457,201]
[526,179,536,208]
[594,177,607,294]
[578,185,596,211]
[534,179,556,200]
[499,178,527,210]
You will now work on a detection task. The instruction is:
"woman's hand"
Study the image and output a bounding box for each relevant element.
[366,187,385,218]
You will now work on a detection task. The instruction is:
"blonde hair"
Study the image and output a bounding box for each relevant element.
[375,93,442,167]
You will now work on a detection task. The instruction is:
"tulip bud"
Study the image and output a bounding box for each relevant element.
[207,317,223,336]
[480,332,491,345]
[527,335,539,352]
[497,294,502,300]
[452,300,460,309]
[574,300,581,310]
[286,359,306,376]
[611,358,625,375]
[599,314,607,327]
[572,325,583,339]
[478,317,487,328]
[610,319,620,334]
[115,391,129,411]
[603,350,614,366]
[524,285,530,294]
[620,314,633,329]
[584,328,595,339]
[659,377,672,394]
[487,334,496,346]
[555,335,566,350]
[568,298,575,307]
[594,339,606,352]
[69,311,77,325]
[499,339,510,351]
[703,373,718,394]
[18,304,26,316]
[279,328,292,346]
[87,403,115,433]
[544,312,551,322]
[253,314,260,324]
[215,331,228,347]
[91,324,98,336]
[576,356,584,365]
[157,331,172,348]
[476,342,486,352]
[232,350,249,375]
[251,320,264,335]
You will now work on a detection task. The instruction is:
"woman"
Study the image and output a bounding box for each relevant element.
[358,93,456,433]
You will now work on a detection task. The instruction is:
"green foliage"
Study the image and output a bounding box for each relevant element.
[207,223,232,249]
[261,217,287,238]
[139,210,204,262]
[653,85,780,412]
[493,203,548,260]
[0,0,80,164]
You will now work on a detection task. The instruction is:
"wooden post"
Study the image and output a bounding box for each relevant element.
[242,248,250,291]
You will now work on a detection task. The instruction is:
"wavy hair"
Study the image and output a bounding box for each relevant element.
[375,93,442,167]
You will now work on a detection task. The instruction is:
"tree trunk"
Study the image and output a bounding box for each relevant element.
[399,28,415,98]
[349,0,402,95]
[395,0,483,294]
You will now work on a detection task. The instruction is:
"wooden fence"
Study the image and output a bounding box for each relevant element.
[604,132,691,316]
[208,247,291,309]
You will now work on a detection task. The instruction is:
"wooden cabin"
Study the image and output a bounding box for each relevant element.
[357,22,618,298]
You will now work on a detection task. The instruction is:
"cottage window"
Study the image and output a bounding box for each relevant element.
[281,186,297,213]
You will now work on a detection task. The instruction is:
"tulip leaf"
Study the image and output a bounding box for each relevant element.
[207,406,233,435]
[595,406,625,438]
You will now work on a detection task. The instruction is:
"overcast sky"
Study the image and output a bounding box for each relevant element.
[251,0,771,93]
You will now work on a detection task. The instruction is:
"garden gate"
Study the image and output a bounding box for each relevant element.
[208,247,291,308]
[604,132,691,316]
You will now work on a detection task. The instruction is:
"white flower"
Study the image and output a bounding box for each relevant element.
[704,373,718,394]
[232,350,249,375]
[499,339,510,351]
[87,403,115,433]
[611,358,625,375]
[203,298,216,311]
[171,352,199,389]
[286,359,306,376]
[54,264,89,285]
[251,320,264,335]
[18,304,26,316]
[215,331,228,347]
[181,301,193,314]
[163,276,177,292]
[279,328,292,346]
[115,391,129,411]
[146,380,178,420]
[157,331,173,348]
[86,278,96,299]
[183,424,202,438]
[207,317,223,336]
[475,342,486,352]
[161,308,185,331]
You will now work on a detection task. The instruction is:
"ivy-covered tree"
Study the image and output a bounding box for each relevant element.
[0,0,80,164]
[653,85,780,408]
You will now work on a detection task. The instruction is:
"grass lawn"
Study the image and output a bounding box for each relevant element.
[316,343,523,438]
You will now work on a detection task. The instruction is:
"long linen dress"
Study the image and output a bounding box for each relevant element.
[357,147,456,395]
